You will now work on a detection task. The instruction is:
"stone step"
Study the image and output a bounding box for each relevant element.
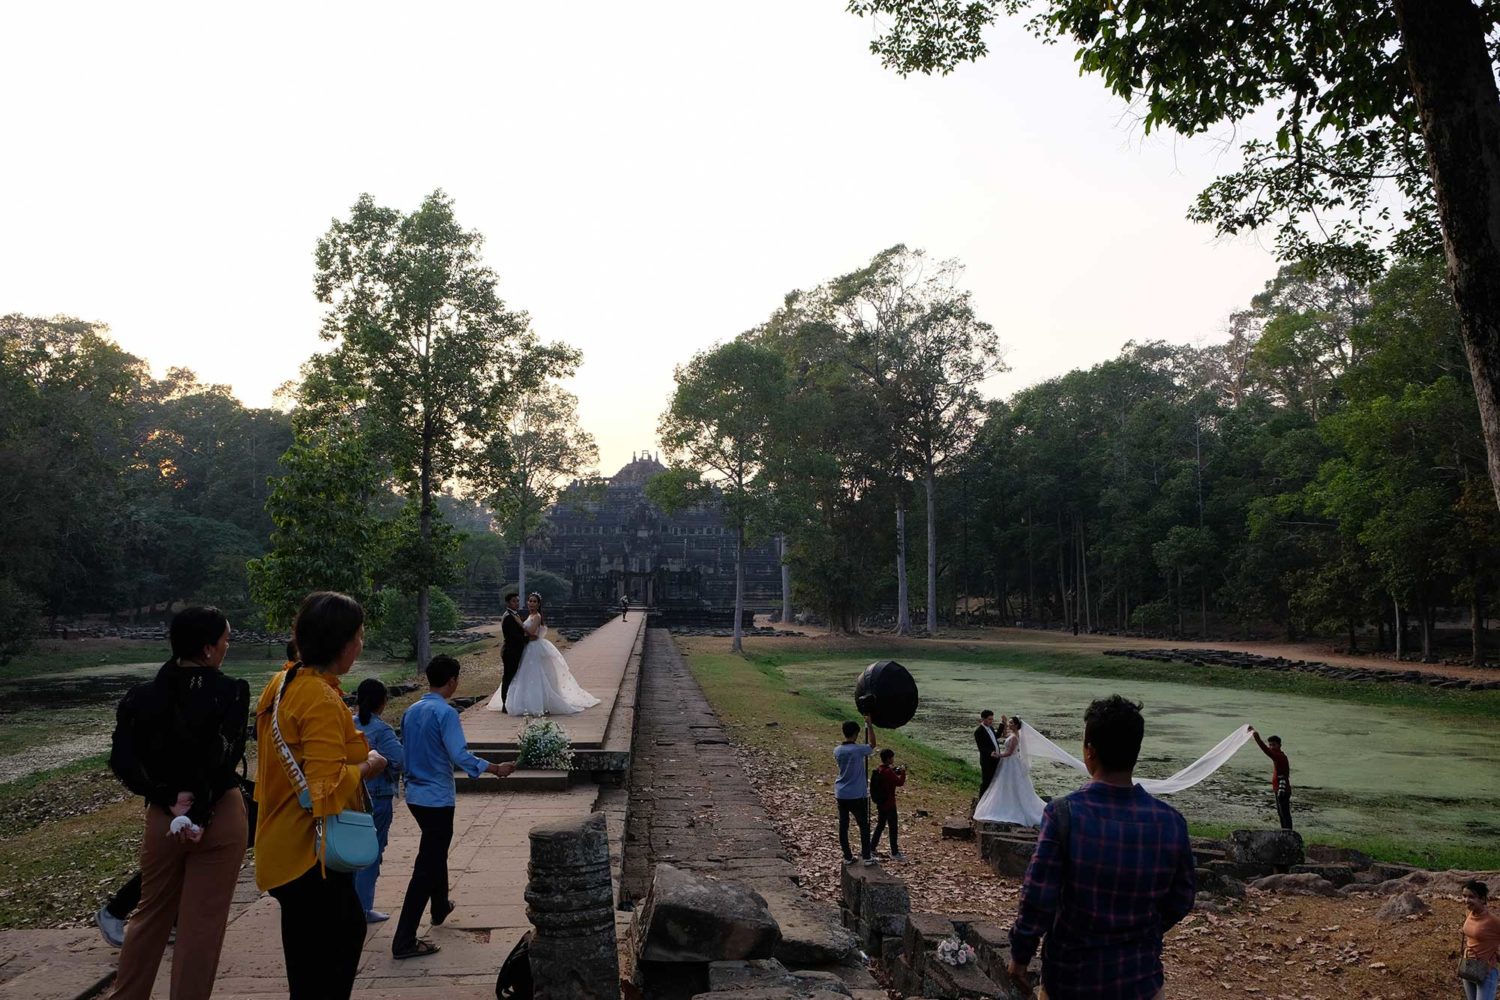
[455,768,571,793]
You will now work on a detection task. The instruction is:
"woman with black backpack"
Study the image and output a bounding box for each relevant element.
[107,606,251,1000]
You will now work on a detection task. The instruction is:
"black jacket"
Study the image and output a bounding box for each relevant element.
[109,660,251,825]
[975,724,999,764]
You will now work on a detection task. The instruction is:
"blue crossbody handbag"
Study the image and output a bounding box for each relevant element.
[271,668,380,872]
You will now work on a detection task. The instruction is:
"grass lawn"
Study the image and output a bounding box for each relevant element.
[682,639,1500,872]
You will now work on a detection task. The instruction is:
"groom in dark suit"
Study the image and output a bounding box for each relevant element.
[499,593,527,703]
[975,709,1002,794]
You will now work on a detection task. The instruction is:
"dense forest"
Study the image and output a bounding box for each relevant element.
[7,247,1498,665]
[663,250,1499,663]
[0,193,586,662]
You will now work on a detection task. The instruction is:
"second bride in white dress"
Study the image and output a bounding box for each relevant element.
[486,593,600,716]
[973,716,1047,827]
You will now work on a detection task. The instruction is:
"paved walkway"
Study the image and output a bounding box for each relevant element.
[621,630,861,983]
[621,629,796,901]
[1,616,645,1000]
[461,614,644,750]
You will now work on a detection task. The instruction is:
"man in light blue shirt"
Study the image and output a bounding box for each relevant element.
[834,715,877,866]
[392,655,514,959]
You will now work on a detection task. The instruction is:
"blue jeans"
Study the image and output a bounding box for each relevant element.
[1465,965,1499,1000]
[353,795,394,915]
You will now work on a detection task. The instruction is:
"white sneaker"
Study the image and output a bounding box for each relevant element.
[862,856,878,866]
[891,851,907,861]
[96,906,126,948]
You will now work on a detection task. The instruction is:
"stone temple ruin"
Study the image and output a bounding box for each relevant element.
[509,451,782,628]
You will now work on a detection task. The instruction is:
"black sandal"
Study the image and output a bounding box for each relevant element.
[393,940,441,960]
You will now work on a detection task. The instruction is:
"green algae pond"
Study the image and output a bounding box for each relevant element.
[778,655,1500,868]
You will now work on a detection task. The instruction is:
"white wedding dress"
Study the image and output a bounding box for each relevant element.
[974,731,1047,826]
[485,617,600,716]
[973,721,1258,826]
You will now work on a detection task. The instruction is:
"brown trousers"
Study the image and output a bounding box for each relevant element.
[111,788,248,1000]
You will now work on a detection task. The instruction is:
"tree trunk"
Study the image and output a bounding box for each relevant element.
[924,460,938,634]
[416,456,433,672]
[779,533,792,625]
[517,539,527,606]
[1079,519,1092,632]
[1393,593,1404,660]
[732,525,745,653]
[1474,588,1487,667]
[1200,580,1208,639]
[1347,618,1358,654]
[895,500,911,634]
[1420,601,1436,663]
[1396,0,1500,511]
[1175,567,1184,637]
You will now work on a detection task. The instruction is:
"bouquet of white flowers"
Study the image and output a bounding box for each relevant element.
[935,936,977,968]
[515,718,575,770]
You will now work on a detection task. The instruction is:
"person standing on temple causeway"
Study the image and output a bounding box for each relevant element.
[107,606,251,1000]
[254,591,385,1000]
[620,593,629,621]
[498,592,527,707]
[869,748,907,861]
[1251,728,1292,830]
[975,710,1001,795]
[834,716,877,866]
[394,654,516,959]
[1007,695,1195,1000]
[352,678,404,923]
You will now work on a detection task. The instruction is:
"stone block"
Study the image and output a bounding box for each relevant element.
[1375,891,1431,921]
[1194,867,1246,899]
[1208,858,1271,881]
[960,922,1013,984]
[759,887,859,967]
[1370,861,1422,882]
[1305,844,1374,869]
[639,959,711,1000]
[851,867,910,932]
[902,913,957,963]
[526,812,618,1000]
[1290,863,1355,888]
[1191,846,1227,867]
[1228,829,1304,868]
[984,837,1037,878]
[633,863,781,965]
[921,955,1007,1000]
[1249,872,1342,897]
[941,818,974,841]
[705,959,851,997]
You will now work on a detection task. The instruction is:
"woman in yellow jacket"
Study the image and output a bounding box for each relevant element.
[254,592,386,1000]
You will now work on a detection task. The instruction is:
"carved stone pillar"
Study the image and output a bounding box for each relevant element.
[526,811,619,1000]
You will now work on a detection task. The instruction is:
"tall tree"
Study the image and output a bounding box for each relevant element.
[847,0,1500,516]
[480,383,599,601]
[305,190,573,669]
[657,340,790,652]
[246,420,387,627]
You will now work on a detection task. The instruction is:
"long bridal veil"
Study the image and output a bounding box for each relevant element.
[974,721,1256,825]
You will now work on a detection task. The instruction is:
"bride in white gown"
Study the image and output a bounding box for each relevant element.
[485,593,600,716]
[974,716,1047,826]
[973,716,1257,826]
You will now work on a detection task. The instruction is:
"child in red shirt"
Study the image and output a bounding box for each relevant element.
[870,748,907,861]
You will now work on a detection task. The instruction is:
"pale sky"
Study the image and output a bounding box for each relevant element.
[1,2,1278,477]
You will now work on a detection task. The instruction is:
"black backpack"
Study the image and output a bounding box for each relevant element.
[495,930,533,1000]
[869,766,888,802]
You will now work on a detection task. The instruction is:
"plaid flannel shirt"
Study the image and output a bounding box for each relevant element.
[1010,781,1195,1000]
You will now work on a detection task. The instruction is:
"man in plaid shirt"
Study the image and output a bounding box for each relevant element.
[1007,696,1195,999]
